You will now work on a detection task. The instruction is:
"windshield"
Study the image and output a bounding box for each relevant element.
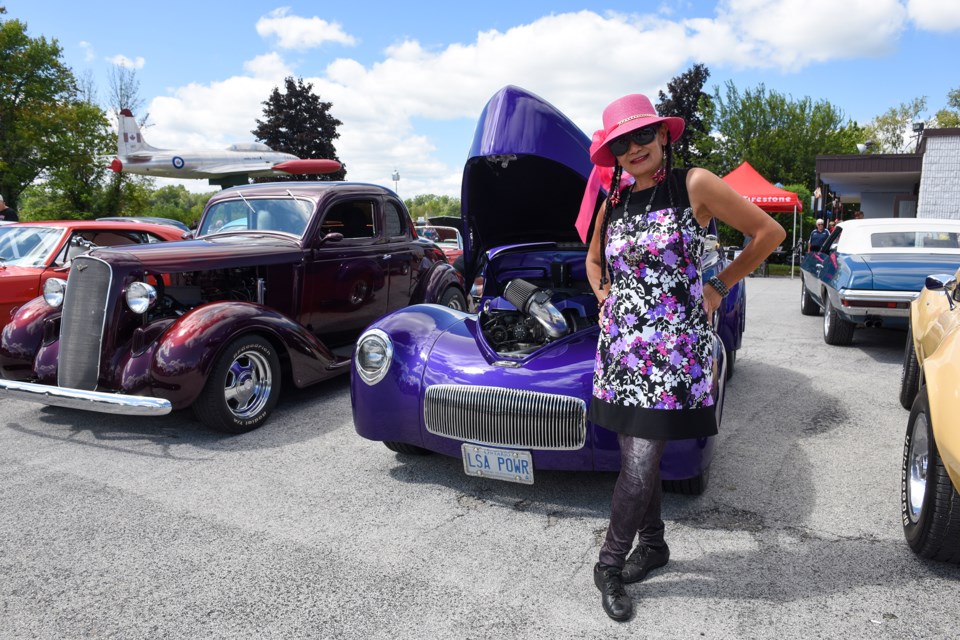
[417,225,462,249]
[199,197,314,237]
[0,226,64,267]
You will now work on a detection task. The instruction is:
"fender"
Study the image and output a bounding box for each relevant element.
[148,301,343,408]
[412,261,465,305]
[0,296,61,380]
[921,330,960,490]
[911,285,955,364]
[351,304,468,444]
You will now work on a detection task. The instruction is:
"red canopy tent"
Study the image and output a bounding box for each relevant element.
[722,161,803,276]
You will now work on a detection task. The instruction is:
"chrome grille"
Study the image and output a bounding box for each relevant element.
[424,384,586,450]
[58,256,112,390]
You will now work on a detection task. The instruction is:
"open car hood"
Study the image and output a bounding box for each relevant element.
[461,86,593,276]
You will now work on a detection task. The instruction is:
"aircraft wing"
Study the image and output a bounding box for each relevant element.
[192,163,275,176]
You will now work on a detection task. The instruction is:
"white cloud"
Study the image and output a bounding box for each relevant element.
[107,54,146,70]
[256,7,357,50]
[79,41,95,63]
[907,0,960,31]
[144,4,923,197]
[703,0,906,69]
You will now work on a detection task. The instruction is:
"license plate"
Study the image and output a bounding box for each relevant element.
[461,443,534,484]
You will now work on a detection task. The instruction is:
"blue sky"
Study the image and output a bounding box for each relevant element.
[8,0,960,196]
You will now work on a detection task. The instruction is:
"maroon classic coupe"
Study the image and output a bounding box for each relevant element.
[0,182,465,433]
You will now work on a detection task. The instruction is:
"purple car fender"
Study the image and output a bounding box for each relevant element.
[0,296,61,381]
[143,301,345,409]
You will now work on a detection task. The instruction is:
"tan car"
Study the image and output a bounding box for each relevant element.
[899,268,960,563]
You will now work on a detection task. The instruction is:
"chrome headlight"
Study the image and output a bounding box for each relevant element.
[355,329,394,385]
[43,278,68,308]
[125,281,158,314]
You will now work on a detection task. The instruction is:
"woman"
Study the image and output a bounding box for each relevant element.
[583,94,784,621]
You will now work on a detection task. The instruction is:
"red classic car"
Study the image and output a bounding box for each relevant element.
[417,225,464,265]
[0,182,466,434]
[0,220,187,323]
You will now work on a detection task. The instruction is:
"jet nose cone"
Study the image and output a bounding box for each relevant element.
[109,158,123,173]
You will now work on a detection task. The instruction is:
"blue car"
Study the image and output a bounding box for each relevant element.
[799,218,960,345]
[350,86,746,494]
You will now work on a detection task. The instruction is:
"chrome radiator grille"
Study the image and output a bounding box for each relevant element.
[58,256,112,390]
[424,384,586,450]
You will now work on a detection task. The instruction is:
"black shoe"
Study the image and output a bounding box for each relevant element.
[621,543,670,584]
[593,563,632,621]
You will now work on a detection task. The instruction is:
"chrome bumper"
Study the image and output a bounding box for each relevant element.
[837,289,919,317]
[0,379,172,416]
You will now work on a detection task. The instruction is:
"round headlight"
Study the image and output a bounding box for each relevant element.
[125,281,158,314]
[43,278,68,308]
[355,329,393,385]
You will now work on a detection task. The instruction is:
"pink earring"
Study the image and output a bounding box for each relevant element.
[652,147,667,183]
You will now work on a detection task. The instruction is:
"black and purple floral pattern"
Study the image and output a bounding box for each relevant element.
[593,200,714,411]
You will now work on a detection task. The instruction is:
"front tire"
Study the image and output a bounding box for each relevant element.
[384,441,431,455]
[800,280,819,316]
[663,468,709,495]
[902,387,960,563]
[823,295,855,345]
[193,335,281,434]
[439,287,467,311]
[900,325,921,410]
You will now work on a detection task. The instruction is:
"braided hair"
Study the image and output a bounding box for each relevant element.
[597,130,675,287]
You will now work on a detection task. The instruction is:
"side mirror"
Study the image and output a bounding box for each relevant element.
[319,232,344,245]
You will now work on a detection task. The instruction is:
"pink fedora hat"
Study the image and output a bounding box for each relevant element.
[589,93,685,167]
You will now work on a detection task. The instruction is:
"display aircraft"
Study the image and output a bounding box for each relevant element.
[109,109,342,187]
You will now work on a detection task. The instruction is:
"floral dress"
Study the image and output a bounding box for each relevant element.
[587,169,718,440]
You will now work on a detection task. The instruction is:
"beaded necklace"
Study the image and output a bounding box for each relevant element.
[621,180,660,214]
[620,182,660,267]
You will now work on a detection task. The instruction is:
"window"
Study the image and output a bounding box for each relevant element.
[383,201,405,238]
[321,201,376,239]
[870,231,960,249]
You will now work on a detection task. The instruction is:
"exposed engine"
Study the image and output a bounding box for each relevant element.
[146,267,262,321]
[480,278,598,357]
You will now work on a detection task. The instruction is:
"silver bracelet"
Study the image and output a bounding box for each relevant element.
[707,275,729,297]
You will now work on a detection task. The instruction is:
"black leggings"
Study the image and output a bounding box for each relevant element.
[598,434,667,568]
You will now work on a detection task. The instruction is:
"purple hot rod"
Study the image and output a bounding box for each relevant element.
[0,182,466,433]
[350,86,746,494]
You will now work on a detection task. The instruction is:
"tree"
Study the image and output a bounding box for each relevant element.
[708,81,858,187]
[404,194,460,221]
[864,97,927,153]
[933,88,960,128]
[0,16,74,209]
[252,76,346,181]
[657,64,713,168]
[100,63,156,217]
[40,100,114,217]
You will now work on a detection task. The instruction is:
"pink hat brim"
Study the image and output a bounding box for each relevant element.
[590,116,685,167]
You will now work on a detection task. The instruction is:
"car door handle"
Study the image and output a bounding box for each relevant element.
[381,254,392,260]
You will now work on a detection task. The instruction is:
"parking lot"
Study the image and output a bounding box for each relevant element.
[2,276,959,639]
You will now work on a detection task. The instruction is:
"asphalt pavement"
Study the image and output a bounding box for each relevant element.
[2,276,958,639]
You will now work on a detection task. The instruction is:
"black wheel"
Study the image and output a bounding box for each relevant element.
[901,387,960,563]
[823,295,855,345]
[725,347,737,381]
[193,335,281,434]
[800,280,819,316]
[384,441,431,455]
[900,325,921,410]
[663,468,709,495]
[439,287,467,311]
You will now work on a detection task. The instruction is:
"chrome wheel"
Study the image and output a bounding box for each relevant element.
[223,349,274,420]
[907,411,929,524]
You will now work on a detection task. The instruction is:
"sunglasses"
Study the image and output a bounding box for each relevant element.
[608,125,659,156]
